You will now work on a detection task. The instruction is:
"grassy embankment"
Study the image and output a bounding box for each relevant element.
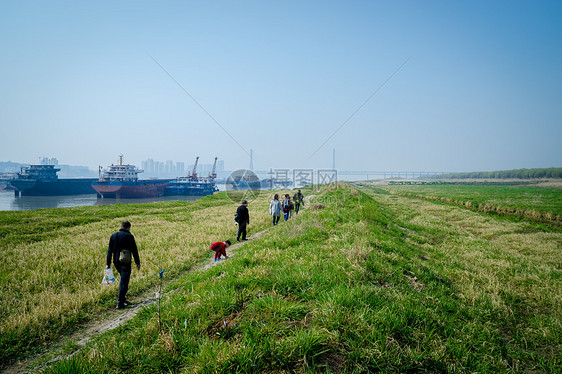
[42,183,560,373]
[0,191,274,367]
[375,182,562,224]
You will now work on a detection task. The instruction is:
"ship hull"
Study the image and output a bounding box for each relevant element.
[10,179,97,196]
[165,182,217,196]
[92,180,170,198]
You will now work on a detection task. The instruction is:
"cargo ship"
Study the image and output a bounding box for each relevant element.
[10,165,96,196]
[165,157,219,196]
[165,177,218,196]
[261,178,293,189]
[226,169,261,191]
[92,156,170,199]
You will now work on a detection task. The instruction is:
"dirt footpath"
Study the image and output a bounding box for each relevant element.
[3,195,313,374]
[2,231,263,374]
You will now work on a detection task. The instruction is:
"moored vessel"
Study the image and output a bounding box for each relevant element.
[165,177,218,196]
[226,169,261,191]
[10,165,96,196]
[92,156,170,198]
[165,157,219,196]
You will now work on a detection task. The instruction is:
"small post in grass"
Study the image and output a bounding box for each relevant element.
[158,269,164,333]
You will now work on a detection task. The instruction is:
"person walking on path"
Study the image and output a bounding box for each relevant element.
[106,221,141,309]
[235,200,250,241]
[282,194,294,221]
[293,189,304,214]
[269,194,282,225]
[210,240,231,261]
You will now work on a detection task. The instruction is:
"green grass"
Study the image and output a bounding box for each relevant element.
[0,191,275,366]
[377,183,562,224]
[0,193,234,247]
[42,185,560,373]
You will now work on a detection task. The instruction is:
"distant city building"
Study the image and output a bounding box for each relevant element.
[187,160,225,178]
[176,162,185,175]
[40,157,59,165]
[156,161,164,176]
[142,159,156,175]
[141,158,221,178]
[166,160,174,175]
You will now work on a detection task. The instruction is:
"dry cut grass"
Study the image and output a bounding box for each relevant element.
[0,192,273,363]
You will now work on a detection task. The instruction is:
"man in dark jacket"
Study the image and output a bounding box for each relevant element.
[106,221,141,309]
[293,189,304,214]
[235,200,250,241]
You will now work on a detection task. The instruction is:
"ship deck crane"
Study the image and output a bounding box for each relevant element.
[190,156,199,181]
[210,157,218,179]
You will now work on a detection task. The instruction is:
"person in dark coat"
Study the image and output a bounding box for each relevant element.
[293,189,304,214]
[106,221,141,309]
[235,200,250,241]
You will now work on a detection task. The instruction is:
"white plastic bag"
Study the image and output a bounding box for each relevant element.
[102,267,115,285]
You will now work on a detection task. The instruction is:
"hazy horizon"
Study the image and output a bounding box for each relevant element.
[0,159,560,176]
[1,1,561,173]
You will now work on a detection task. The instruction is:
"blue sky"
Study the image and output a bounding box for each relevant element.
[1,0,560,172]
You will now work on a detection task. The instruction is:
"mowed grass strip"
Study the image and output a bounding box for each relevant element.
[380,183,562,224]
[0,192,274,365]
[367,189,561,366]
[45,185,560,373]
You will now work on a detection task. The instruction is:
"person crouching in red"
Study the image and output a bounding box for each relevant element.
[211,240,231,262]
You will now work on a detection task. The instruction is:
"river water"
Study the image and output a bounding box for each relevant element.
[0,189,211,211]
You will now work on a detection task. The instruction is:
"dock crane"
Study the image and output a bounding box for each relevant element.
[189,156,199,181]
[209,157,218,180]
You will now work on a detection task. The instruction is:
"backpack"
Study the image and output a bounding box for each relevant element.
[119,249,132,264]
[116,232,132,264]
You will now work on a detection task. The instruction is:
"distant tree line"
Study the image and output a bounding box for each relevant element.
[432,167,562,179]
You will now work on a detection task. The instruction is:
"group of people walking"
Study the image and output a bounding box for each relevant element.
[269,189,304,225]
[105,190,305,309]
[212,189,306,265]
